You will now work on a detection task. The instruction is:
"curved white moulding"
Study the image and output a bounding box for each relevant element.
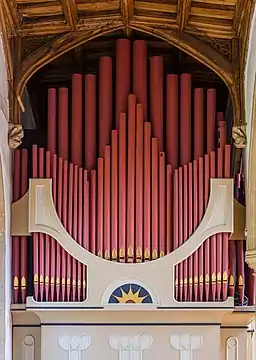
[26,177,233,308]
[170,334,203,360]
[58,334,91,360]
[109,334,153,360]
[226,337,238,360]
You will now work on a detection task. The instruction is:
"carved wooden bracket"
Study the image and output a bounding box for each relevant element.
[232,124,247,149]
[8,122,24,149]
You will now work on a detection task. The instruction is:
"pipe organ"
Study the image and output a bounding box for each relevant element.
[11,37,254,360]
[12,38,252,306]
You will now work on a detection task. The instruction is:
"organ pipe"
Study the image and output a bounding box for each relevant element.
[85,75,96,170]
[99,57,113,157]
[166,75,178,168]
[133,40,147,120]
[12,38,249,306]
[150,57,163,151]
[116,39,130,128]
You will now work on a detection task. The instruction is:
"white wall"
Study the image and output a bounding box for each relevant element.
[0,35,12,360]
[244,8,256,360]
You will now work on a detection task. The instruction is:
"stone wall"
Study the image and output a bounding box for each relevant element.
[0,35,12,360]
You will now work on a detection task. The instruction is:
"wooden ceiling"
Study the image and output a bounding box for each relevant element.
[2,0,250,39]
[0,0,254,125]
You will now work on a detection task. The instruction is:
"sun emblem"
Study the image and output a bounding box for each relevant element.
[108,283,153,304]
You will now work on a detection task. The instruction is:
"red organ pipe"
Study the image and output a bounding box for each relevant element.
[99,57,113,157]
[173,169,179,298]
[194,88,204,160]
[207,89,216,153]
[151,138,159,260]
[111,131,118,260]
[217,147,223,301]
[188,163,193,301]
[210,151,217,300]
[47,88,57,153]
[83,170,89,299]
[116,39,131,128]
[204,154,210,301]
[12,39,250,306]
[57,157,63,302]
[58,88,69,161]
[72,74,83,166]
[21,150,28,303]
[127,95,136,262]
[166,74,178,168]
[13,150,21,303]
[136,105,144,261]
[51,154,57,301]
[72,165,79,301]
[39,148,45,300]
[178,167,184,300]
[90,170,97,255]
[150,57,164,151]
[223,145,231,301]
[180,74,192,166]
[133,40,147,120]
[166,165,172,254]
[198,157,204,301]
[85,75,97,170]
[119,113,127,261]
[44,151,51,302]
[32,145,39,301]
[77,169,83,301]
[193,160,199,301]
[159,152,166,258]
[143,122,151,260]
[104,146,111,260]
[183,164,188,301]
[97,158,104,258]
[62,160,68,301]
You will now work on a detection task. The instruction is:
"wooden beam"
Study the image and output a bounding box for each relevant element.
[177,0,191,31]
[77,1,119,12]
[190,7,234,20]
[120,0,134,34]
[0,2,13,80]
[2,0,20,35]
[19,3,62,17]
[60,0,78,30]
[135,2,176,13]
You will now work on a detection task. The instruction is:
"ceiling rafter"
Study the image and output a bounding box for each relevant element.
[120,0,134,35]
[2,0,20,35]
[177,0,191,32]
[60,0,77,30]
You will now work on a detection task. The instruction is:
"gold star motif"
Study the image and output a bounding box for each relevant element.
[113,285,149,303]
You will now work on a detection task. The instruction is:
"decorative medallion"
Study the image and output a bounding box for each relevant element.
[108,283,153,304]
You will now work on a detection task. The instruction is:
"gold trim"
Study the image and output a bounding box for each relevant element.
[212,273,216,283]
[14,276,19,288]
